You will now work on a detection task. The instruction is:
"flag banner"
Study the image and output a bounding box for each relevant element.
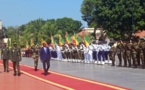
[59,35,65,46]
[30,38,34,46]
[84,35,90,46]
[51,36,57,47]
[41,38,48,46]
[26,41,29,50]
[71,34,79,46]
[65,32,72,44]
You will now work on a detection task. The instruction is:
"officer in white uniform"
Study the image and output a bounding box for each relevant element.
[88,44,94,63]
[56,44,63,60]
[84,45,89,63]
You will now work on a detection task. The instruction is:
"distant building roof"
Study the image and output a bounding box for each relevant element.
[134,30,145,38]
[77,29,89,37]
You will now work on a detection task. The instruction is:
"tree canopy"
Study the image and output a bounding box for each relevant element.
[5,17,82,46]
[81,0,145,38]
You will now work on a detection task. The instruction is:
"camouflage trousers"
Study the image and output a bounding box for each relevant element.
[126,51,131,67]
[140,52,145,68]
[32,55,39,69]
[132,52,138,66]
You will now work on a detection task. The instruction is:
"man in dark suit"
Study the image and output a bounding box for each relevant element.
[10,42,22,76]
[1,43,10,72]
[40,43,51,75]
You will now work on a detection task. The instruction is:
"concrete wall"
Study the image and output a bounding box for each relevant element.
[0,20,3,48]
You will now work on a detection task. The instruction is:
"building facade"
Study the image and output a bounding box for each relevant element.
[0,20,4,48]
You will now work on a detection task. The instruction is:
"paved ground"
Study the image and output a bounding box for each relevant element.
[0,65,63,90]
[21,57,145,90]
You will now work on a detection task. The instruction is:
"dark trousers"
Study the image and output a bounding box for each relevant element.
[93,51,97,61]
[3,59,9,72]
[104,51,109,60]
[42,60,50,73]
[12,61,20,74]
[98,51,105,61]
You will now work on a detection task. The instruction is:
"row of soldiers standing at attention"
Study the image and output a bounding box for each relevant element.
[111,38,145,68]
[47,37,145,69]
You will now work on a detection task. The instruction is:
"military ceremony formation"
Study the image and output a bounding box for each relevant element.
[2,0,145,89]
[40,35,145,69]
[1,32,145,77]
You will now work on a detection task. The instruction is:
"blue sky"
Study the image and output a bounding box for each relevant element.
[0,0,86,27]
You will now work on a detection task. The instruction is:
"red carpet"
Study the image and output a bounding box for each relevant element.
[0,60,130,90]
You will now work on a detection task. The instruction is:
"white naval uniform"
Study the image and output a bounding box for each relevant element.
[84,46,89,62]
[88,44,94,62]
[56,45,63,60]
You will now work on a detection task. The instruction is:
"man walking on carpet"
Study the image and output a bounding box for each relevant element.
[40,43,51,75]
[10,42,22,76]
[1,43,10,72]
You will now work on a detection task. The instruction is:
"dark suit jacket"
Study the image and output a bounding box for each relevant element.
[40,47,51,61]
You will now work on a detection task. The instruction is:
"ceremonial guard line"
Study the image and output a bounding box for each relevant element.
[48,36,145,69]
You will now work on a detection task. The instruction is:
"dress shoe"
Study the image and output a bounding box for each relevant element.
[44,72,48,76]
[35,66,38,71]
[13,73,17,76]
[4,69,6,72]
[18,73,21,76]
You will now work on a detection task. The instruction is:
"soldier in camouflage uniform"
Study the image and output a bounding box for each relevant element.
[32,45,40,71]
[125,41,132,67]
[131,41,138,68]
[143,40,145,68]
[121,41,127,67]
[1,43,10,72]
[139,39,145,68]
[116,41,123,67]
[109,42,116,66]
[10,43,22,76]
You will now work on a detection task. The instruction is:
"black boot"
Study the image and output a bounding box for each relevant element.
[35,66,37,71]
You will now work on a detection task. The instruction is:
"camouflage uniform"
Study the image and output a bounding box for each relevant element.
[121,41,127,67]
[139,41,145,68]
[132,42,138,68]
[125,42,132,67]
[1,44,10,72]
[116,42,122,66]
[109,45,116,66]
[32,45,40,71]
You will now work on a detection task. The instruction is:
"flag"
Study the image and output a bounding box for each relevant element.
[41,38,48,46]
[30,38,34,46]
[26,41,29,49]
[84,35,90,46]
[65,32,72,44]
[51,36,57,47]
[71,34,79,46]
[59,35,65,46]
